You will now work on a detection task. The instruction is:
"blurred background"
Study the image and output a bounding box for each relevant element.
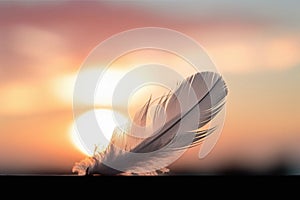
[0,0,299,175]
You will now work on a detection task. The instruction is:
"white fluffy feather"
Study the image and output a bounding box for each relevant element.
[72,71,228,176]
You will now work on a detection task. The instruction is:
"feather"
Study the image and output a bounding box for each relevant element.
[72,71,228,175]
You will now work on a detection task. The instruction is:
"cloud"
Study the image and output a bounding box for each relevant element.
[0,25,72,82]
[2,2,299,77]
[202,31,300,73]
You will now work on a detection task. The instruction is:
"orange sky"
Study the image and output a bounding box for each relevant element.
[0,1,299,174]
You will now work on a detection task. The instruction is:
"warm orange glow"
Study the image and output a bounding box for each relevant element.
[264,35,300,70]
[0,84,37,115]
[50,74,76,105]
[206,33,300,73]
[1,1,300,174]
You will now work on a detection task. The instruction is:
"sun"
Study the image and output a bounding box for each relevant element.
[70,109,128,156]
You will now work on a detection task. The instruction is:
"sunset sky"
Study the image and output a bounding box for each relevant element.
[0,1,299,174]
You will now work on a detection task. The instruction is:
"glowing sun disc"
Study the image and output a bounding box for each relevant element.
[70,109,128,156]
